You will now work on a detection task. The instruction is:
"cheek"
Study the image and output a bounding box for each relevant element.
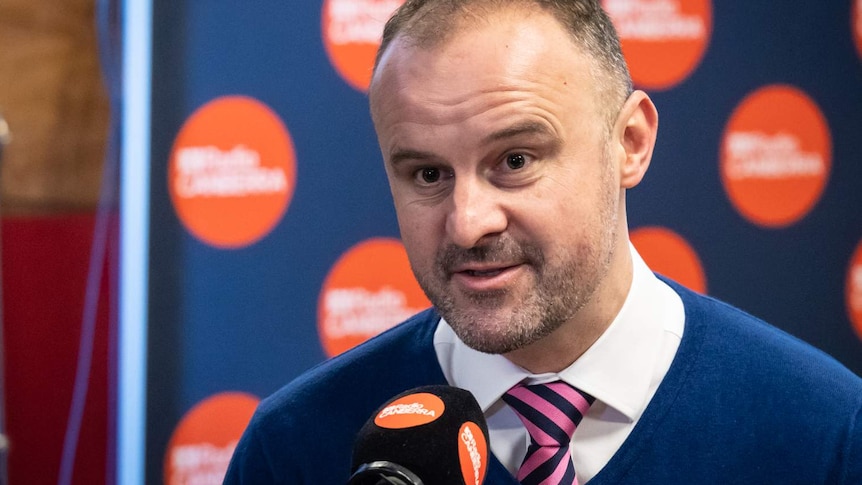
[400,231,437,282]
[514,191,597,252]
[519,182,583,226]
[396,207,439,256]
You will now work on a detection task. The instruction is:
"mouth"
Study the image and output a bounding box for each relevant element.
[438,238,538,292]
[449,263,526,292]
[459,265,517,278]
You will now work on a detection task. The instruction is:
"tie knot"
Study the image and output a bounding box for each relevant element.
[502,381,595,447]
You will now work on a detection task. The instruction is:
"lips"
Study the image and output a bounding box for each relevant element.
[461,266,514,278]
[461,266,511,277]
[437,237,538,291]
[450,263,525,292]
[452,260,519,276]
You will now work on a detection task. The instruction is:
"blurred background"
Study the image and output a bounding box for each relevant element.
[0,0,113,483]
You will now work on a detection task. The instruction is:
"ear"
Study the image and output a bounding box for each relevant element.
[613,90,658,189]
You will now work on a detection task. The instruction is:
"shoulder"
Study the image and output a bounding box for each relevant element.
[638,278,862,482]
[663,276,861,410]
[672,278,859,378]
[262,307,444,413]
[224,309,447,484]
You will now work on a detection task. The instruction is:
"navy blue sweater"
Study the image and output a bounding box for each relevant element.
[224,281,862,484]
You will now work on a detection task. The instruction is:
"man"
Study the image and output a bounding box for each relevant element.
[225,1,861,483]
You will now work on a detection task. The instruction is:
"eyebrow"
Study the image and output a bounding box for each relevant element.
[388,147,439,167]
[484,120,557,144]
[387,121,559,167]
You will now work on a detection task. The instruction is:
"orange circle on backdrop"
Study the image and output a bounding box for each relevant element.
[630,226,707,294]
[321,0,405,92]
[318,237,431,357]
[854,0,862,59]
[602,0,712,90]
[846,239,862,342]
[169,96,297,248]
[164,392,259,485]
[720,85,831,228]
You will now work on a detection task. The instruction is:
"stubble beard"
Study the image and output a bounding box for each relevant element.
[415,156,620,355]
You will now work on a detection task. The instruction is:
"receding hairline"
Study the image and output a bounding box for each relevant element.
[369,0,633,127]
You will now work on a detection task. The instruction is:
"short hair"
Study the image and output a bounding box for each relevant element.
[372,0,634,126]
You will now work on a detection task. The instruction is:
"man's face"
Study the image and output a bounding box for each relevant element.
[370,8,628,356]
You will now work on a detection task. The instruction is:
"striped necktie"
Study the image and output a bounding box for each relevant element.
[502,381,595,485]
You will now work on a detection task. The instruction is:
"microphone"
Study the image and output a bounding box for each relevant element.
[349,385,489,485]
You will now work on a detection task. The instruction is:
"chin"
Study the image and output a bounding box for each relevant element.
[448,310,550,355]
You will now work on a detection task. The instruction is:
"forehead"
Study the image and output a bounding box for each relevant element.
[369,6,603,133]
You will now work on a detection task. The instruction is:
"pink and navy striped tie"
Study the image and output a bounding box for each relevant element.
[502,381,595,485]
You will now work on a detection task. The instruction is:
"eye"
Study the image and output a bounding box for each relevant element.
[505,153,527,170]
[417,167,441,184]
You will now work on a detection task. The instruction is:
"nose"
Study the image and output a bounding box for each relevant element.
[445,176,508,248]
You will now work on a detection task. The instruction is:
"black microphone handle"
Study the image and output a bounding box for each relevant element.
[348,460,424,485]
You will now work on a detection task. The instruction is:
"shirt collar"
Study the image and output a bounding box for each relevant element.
[434,243,677,422]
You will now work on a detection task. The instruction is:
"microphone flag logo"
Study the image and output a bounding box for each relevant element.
[458,422,488,485]
[374,392,445,429]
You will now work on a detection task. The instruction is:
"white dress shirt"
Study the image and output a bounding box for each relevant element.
[433,243,685,482]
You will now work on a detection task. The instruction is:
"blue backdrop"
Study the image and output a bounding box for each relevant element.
[144,1,862,482]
